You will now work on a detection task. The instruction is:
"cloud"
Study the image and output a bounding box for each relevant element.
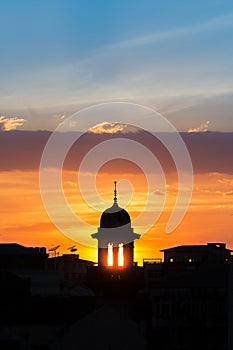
[53,113,67,121]
[67,181,77,188]
[0,130,233,176]
[212,205,226,209]
[89,122,139,134]
[188,121,210,133]
[106,13,233,50]
[153,190,165,196]
[218,178,233,186]
[226,191,233,196]
[0,116,26,131]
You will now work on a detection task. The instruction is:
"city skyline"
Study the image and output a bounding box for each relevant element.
[0,1,233,265]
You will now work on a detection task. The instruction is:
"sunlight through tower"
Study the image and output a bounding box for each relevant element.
[118,243,124,267]
[107,243,113,266]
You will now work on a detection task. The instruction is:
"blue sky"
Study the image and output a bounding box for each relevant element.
[0,0,233,131]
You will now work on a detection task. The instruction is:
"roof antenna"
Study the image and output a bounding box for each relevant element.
[114,181,117,203]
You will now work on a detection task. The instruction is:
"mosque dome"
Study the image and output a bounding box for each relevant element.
[100,202,131,228]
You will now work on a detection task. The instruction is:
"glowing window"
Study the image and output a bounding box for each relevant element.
[169,258,174,263]
[188,258,193,263]
[118,243,124,267]
[108,243,113,266]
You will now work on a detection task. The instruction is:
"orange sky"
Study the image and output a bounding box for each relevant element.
[1,166,233,265]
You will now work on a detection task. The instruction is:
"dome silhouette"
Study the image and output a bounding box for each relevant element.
[100,202,131,228]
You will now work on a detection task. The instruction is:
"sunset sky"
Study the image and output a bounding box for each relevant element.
[0,1,233,265]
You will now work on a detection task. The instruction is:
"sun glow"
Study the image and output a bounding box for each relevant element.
[107,243,113,266]
[118,243,124,267]
[1,170,233,265]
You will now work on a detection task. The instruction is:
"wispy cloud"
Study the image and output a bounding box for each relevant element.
[0,116,26,131]
[107,13,233,50]
[153,189,165,196]
[188,121,210,133]
[54,113,67,120]
[67,181,77,188]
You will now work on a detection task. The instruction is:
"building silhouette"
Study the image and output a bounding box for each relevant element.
[161,242,231,263]
[143,243,231,350]
[48,253,95,289]
[0,243,48,270]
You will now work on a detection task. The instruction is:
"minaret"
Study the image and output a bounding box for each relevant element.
[92,182,140,268]
[114,180,117,202]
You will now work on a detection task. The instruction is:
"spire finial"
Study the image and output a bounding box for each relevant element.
[114,181,117,202]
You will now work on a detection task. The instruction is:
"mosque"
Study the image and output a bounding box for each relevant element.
[92,181,140,268]
[87,182,143,295]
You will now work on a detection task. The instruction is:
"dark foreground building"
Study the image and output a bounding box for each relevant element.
[0,243,95,349]
[1,241,231,349]
[144,243,231,350]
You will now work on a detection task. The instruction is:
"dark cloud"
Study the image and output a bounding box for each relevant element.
[181,132,233,175]
[0,130,232,175]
